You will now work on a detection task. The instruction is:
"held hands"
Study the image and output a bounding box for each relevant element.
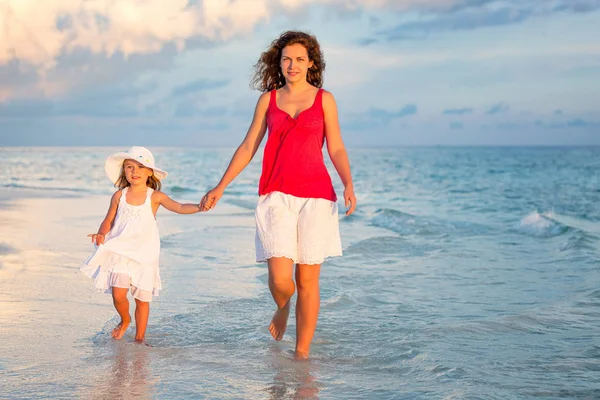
[87,233,106,246]
[200,186,224,212]
[344,184,357,216]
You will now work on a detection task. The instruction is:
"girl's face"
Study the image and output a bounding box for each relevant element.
[123,159,152,186]
[280,43,313,84]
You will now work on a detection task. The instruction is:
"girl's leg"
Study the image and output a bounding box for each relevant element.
[268,257,295,341]
[294,263,322,359]
[134,298,150,344]
[111,287,131,339]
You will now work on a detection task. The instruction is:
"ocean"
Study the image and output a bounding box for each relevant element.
[1,146,599,399]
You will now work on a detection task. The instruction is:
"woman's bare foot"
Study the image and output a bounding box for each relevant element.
[294,350,310,360]
[269,301,291,341]
[135,338,152,347]
[111,317,130,339]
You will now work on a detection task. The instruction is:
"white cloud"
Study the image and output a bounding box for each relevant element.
[0,0,463,70]
[0,0,271,69]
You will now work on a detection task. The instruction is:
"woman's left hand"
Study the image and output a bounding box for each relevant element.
[343,184,357,216]
[200,186,224,211]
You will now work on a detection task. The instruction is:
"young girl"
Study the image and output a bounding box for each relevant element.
[200,31,356,359]
[81,146,202,345]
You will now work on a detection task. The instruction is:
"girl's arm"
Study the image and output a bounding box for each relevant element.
[200,92,270,211]
[323,90,357,216]
[88,190,121,245]
[154,191,201,214]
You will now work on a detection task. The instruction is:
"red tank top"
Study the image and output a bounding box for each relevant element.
[258,88,337,201]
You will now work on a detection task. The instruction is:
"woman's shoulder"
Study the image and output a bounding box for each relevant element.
[255,91,272,112]
[320,89,336,109]
[320,88,334,98]
[258,91,271,102]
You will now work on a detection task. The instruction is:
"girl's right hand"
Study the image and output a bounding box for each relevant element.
[200,187,224,211]
[87,233,106,246]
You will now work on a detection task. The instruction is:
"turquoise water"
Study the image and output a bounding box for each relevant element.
[1,146,599,399]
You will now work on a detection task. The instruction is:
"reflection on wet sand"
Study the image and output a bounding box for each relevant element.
[266,348,321,400]
[87,341,153,399]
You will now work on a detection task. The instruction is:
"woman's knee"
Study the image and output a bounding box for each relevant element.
[269,274,294,289]
[296,264,321,292]
[268,257,294,288]
[297,280,319,294]
[296,275,319,292]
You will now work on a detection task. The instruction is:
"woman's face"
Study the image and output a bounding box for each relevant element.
[280,43,314,84]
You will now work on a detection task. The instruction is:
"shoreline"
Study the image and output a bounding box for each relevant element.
[0,188,255,379]
[0,190,115,388]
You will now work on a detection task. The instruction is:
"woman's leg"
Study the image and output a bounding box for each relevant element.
[268,257,295,341]
[294,263,322,359]
[134,298,150,343]
[111,287,131,339]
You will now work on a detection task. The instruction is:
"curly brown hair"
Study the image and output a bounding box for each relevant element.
[115,162,162,191]
[251,31,325,92]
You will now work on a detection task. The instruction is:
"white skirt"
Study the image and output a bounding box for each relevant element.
[255,191,342,265]
[81,250,159,302]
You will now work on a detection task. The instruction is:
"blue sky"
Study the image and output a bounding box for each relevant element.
[0,0,599,146]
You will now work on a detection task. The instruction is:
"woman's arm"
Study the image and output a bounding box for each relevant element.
[200,92,270,211]
[323,90,357,216]
[154,191,201,214]
[88,190,121,245]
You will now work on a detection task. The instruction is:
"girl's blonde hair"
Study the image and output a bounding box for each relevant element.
[114,161,162,191]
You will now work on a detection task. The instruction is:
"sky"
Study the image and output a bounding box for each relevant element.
[0,0,599,147]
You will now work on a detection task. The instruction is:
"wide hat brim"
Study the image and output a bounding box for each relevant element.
[105,151,168,185]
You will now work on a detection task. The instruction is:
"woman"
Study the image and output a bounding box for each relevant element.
[201,30,356,359]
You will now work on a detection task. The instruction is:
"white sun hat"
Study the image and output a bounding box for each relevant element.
[104,146,168,184]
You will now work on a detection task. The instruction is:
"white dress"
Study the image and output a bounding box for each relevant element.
[81,187,162,302]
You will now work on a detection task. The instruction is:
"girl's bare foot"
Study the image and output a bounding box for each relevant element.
[269,301,291,341]
[111,317,130,339]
